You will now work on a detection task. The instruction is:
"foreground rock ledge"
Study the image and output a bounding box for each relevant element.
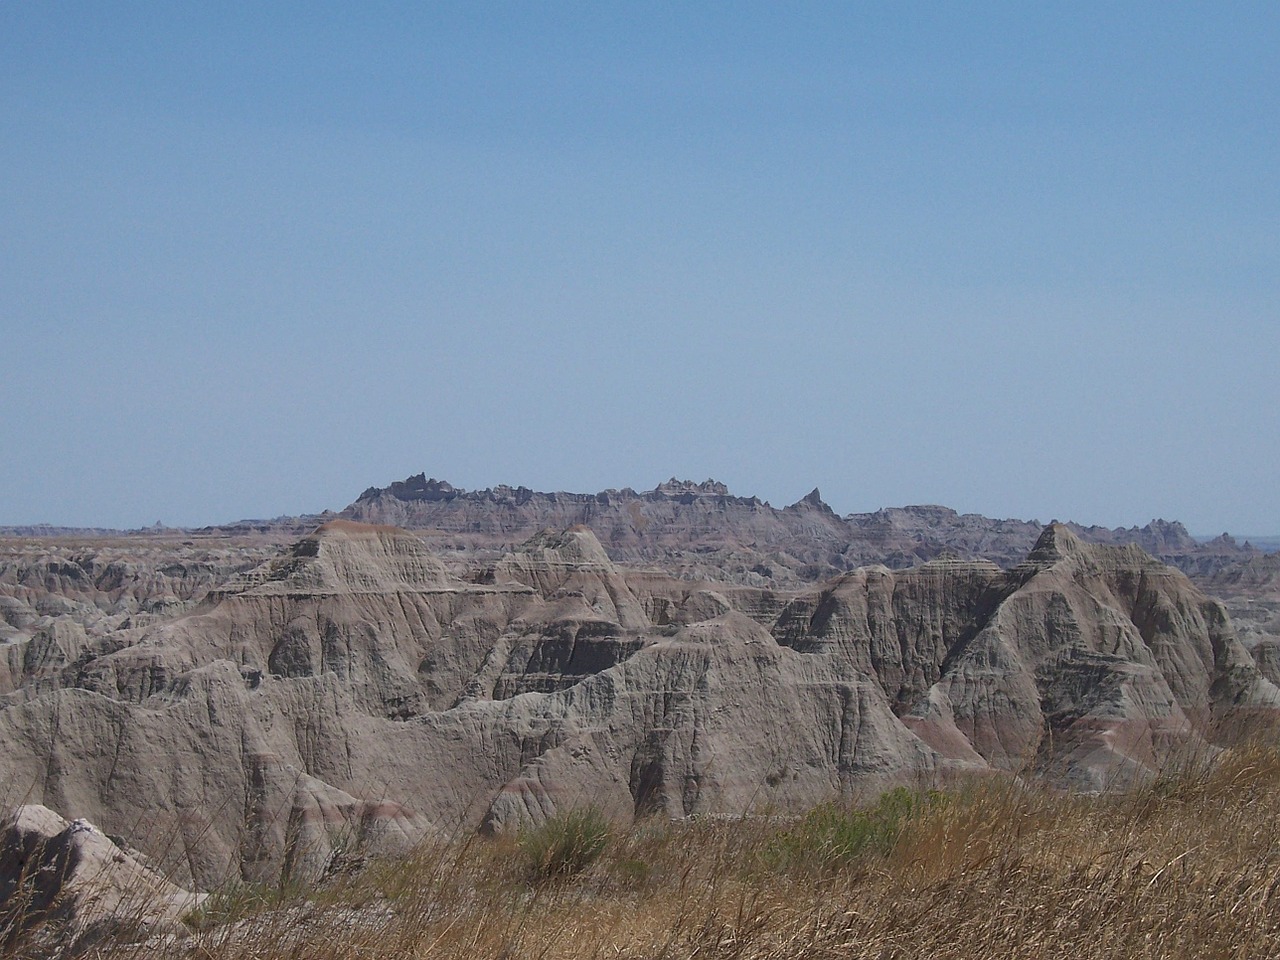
[0,804,202,952]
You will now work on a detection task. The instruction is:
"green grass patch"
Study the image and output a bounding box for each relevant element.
[518,807,611,884]
[768,786,943,872]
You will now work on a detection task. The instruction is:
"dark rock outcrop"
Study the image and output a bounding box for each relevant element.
[342,475,1258,584]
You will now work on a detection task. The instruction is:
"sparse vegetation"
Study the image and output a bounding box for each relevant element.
[518,806,612,883]
[20,739,1277,959]
[766,785,944,873]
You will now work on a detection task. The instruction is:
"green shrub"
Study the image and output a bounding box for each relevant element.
[518,807,611,883]
[769,787,942,872]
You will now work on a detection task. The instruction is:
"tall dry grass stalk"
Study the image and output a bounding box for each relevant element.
[28,741,1280,959]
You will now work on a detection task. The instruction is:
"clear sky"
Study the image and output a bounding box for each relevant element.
[2,3,1276,534]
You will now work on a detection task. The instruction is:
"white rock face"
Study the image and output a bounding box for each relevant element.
[0,521,1275,887]
[0,804,203,952]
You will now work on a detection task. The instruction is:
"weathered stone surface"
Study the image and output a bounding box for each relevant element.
[1203,552,1280,688]
[341,474,1259,584]
[0,805,202,953]
[0,533,282,660]
[0,519,1275,889]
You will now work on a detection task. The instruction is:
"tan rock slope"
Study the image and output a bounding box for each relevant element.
[0,521,1274,888]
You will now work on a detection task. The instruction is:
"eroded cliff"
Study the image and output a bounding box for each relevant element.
[0,520,1274,888]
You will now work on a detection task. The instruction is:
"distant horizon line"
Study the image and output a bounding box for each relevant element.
[3,479,1277,549]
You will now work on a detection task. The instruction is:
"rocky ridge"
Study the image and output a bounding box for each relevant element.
[342,474,1261,584]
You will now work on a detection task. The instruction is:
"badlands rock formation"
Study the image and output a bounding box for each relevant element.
[342,474,1259,584]
[1204,552,1280,688]
[0,533,284,649]
[0,804,201,951]
[1,518,1275,890]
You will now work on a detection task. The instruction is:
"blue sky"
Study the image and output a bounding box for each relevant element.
[2,3,1276,534]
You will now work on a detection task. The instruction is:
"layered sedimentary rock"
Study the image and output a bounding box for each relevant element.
[0,534,282,649]
[1204,552,1280,687]
[0,805,202,952]
[0,520,1274,889]
[342,474,1258,583]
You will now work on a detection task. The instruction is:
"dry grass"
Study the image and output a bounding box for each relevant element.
[28,742,1280,959]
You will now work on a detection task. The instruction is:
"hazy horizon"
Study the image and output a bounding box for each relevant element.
[3,5,1276,534]
[5,469,1277,544]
